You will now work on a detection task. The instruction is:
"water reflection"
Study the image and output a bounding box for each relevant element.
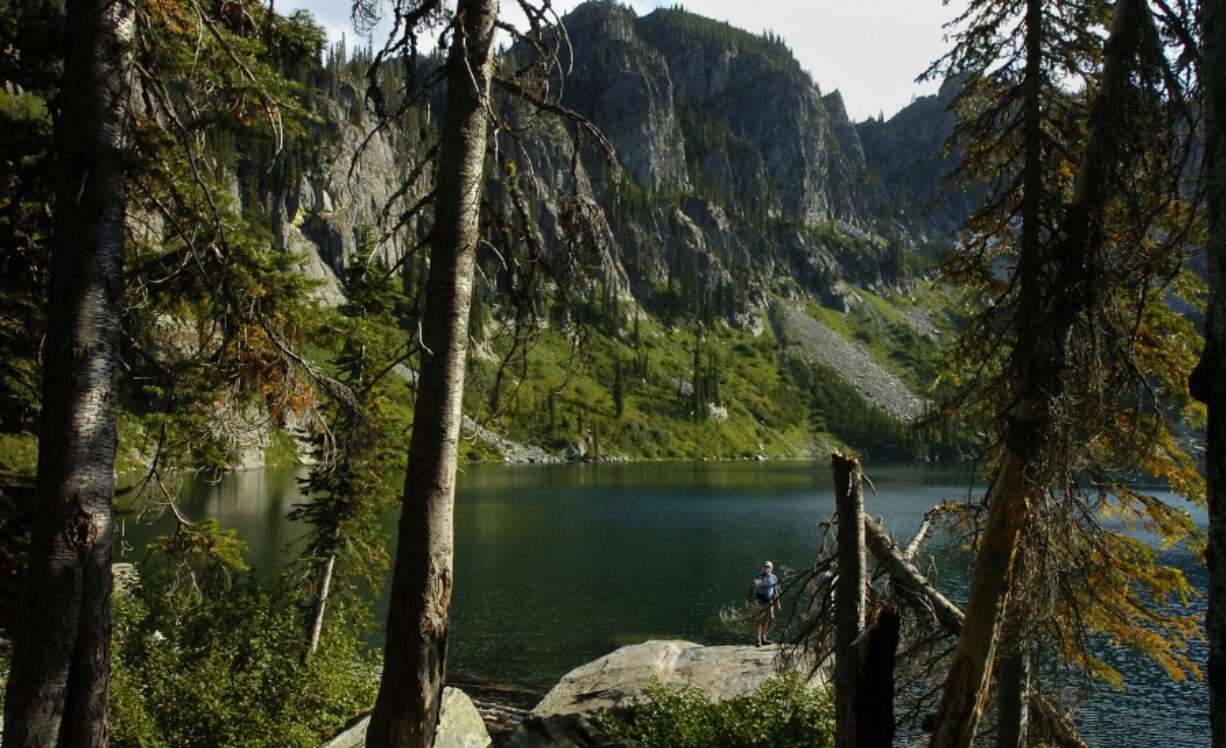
[116,460,1207,745]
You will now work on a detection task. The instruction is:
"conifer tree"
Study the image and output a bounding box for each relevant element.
[927,0,1203,744]
[292,227,404,655]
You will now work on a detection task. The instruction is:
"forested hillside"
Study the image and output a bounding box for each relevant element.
[0,0,976,487]
[268,1,976,464]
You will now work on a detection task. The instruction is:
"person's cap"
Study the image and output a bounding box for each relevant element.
[763,561,773,567]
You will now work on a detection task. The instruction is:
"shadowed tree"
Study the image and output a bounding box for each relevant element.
[1193,0,1226,742]
[365,0,500,744]
[0,0,133,742]
[927,0,1204,744]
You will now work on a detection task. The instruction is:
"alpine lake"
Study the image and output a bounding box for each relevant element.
[117,460,1208,746]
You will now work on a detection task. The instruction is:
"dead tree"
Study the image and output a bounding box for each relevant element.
[832,451,866,748]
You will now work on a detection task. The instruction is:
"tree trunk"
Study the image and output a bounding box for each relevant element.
[931,2,1145,744]
[366,1,498,745]
[1197,0,1226,743]
[857,605,899,748]
[832,451,866,748]
[1,0,132,744]
[305,553,335,656]
[995,617,1031,748]
[928,450,1030,748]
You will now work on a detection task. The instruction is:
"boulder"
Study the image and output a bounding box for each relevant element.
[531,639,781,718]
[437,687,493,748]
[323,688,490,748]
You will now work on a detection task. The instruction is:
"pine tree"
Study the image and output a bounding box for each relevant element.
[292,228,404,655]
[928,1,1203,744]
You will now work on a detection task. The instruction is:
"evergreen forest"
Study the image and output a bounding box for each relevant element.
[1,0,1225,745]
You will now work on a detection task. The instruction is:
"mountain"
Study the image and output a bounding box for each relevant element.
[263,1,972,461]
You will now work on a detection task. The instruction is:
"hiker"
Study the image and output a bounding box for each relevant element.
[750,560,781,646]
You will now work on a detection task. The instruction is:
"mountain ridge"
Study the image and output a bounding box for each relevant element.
[261,0,971,462]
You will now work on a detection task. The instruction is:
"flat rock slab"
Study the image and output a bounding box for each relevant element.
[531,639,782,718]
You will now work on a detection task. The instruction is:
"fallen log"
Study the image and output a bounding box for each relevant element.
[863,515,965,635]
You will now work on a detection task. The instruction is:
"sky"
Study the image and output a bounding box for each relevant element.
[286,0,968,122]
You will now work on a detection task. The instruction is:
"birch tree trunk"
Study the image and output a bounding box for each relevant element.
[1196,0,1226,742]
[366,0,498,745]
[1,0,132,744]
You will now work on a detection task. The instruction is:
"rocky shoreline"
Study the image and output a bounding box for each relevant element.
[326,640,801,747]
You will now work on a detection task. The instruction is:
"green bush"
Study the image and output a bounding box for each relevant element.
[110,567,378,747]
[597,674,835,748]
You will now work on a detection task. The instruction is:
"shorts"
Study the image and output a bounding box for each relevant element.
[754,595,776,618]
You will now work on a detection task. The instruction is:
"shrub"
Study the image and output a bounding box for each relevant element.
[110,566,378,747]
[597,673,835,748]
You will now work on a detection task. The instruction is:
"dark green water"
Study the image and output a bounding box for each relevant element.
[116,460,1208,745]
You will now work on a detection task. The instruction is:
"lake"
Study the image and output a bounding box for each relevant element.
[116,460,1209,746]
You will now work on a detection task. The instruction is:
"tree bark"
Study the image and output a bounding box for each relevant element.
[1197,0,1226,743]
[995,615,1031,748]
[366,1,498,745]
[832,451,866,748]
[1,0,132,744]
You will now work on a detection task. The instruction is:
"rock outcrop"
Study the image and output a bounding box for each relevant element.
[499,639,797,747]
[324,687,491,748]
[532,639,783,717]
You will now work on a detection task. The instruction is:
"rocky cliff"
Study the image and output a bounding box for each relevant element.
[255,0,967,458]
[284,1,962,322]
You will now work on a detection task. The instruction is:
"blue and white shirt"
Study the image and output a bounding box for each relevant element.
[752,571,778,604]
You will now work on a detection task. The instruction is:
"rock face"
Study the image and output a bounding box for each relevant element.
[247,0,965,446]
[281,1,963,326]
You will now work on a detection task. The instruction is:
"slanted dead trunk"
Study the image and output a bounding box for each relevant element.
[863,514,965,634]
[366,1,499,745]
[1,0,132,743]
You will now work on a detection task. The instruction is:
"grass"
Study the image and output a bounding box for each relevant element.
[453,284,960,462]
